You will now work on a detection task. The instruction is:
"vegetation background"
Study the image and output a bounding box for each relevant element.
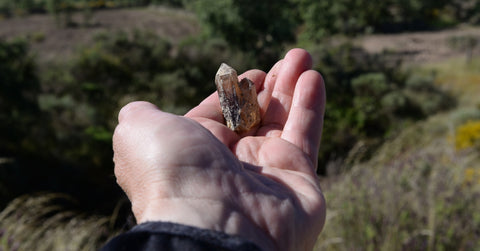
[0,0,479,250]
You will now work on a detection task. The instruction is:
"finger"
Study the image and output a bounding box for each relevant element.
[262,49,313,133]
[115,101,164,160]
[255,60,282,137]
[118,101,160,124]
[185,69,266,122]
[114,101,164,187]
[191,116,239,149]
[281,70,326,167]
[258,60,282,118]
[184,92,224,122]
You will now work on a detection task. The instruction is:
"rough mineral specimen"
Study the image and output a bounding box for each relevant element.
[215,63,261,133]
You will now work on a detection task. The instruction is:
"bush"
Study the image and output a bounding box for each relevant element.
[351,73,391,135]
[0,38,41,155]
[309,42,456,173]
[455,120,480,150]
[184,0,296,68]
[295,0,456,42]
[0,0,47,16]
[403,73,456,115]
[449,106,480,127]
[1,30,260,212]
[37,30,201,174]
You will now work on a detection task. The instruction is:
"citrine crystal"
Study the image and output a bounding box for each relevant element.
[215,63,261,133]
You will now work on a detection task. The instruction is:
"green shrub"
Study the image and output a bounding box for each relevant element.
[1,30,259,212]
[449,106,480,127]
[0,0,13,16]
[351,73,391,135]
[309,42,456,173]
[295,0,457,41]
[381,91,410,115]
[352,73,390,96]
[37,30,192,173]
[0,38,41,155]
[0,0,47,16]
[403,73,456,116]
[184,0,295,67]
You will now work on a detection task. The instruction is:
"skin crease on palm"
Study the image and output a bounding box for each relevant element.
[112,48,327,251]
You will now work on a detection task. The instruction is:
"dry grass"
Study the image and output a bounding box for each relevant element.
[0,193,118,251]
[419,56,480,106]
[315,58,480,250]
[316,113,480,250]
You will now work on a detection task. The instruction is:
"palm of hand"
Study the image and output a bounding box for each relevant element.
[113,49,326,251]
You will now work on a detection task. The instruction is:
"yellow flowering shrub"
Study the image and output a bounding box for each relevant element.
[455,120,480,150]
[464,168,480,185]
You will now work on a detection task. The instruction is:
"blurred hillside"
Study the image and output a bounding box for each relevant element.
[0,7,199,62]
[1,0,480,250]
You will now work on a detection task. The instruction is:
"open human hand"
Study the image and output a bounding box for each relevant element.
[112,48,326,251]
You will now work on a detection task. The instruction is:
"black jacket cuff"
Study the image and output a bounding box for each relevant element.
[101,221,262,251]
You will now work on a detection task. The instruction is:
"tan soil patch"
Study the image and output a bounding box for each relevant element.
[357,26,480,64]
[0,7,199,62]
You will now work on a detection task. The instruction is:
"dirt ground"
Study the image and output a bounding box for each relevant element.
[357,25,480,64]
[0,7,199,62]
[1,7,480,64]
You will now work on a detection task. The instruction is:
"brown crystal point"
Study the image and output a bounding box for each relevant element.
[215,63,261,133]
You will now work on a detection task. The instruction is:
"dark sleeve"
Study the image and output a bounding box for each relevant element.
[100,221,262,251]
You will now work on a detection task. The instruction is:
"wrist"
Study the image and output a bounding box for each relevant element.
[135,197,278,251]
